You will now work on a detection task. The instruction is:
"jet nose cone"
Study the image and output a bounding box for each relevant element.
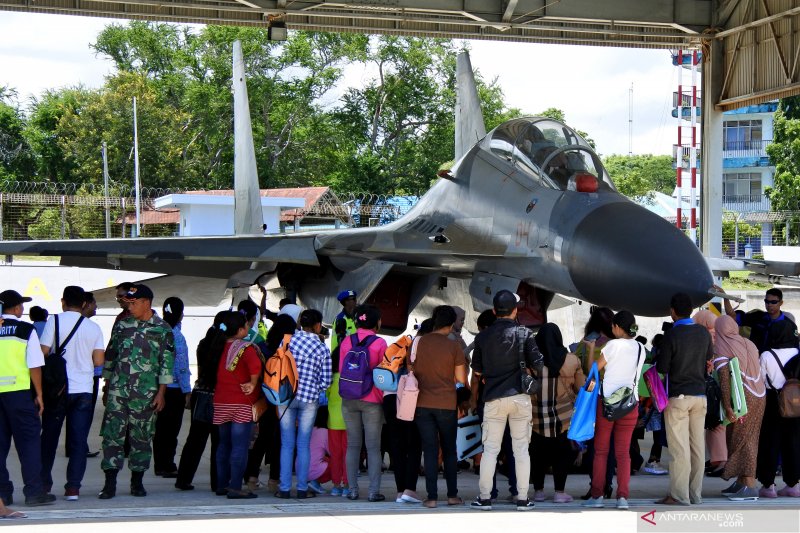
[566,202,712,316]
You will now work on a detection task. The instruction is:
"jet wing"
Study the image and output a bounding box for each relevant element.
[0,234,320,278]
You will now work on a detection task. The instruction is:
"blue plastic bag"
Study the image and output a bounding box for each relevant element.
[568,362,599,443]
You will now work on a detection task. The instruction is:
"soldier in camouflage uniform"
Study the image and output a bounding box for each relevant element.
[99,284,175,499]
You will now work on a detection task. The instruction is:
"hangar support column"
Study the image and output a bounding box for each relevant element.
[701,38,723,259]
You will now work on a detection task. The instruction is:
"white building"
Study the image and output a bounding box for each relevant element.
[154,190,305,236]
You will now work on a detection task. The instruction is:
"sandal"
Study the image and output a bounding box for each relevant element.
[423,499,437,508]
[447,497,464,506]
[0,510,26,519]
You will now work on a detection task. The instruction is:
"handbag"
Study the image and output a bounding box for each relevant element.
[643,365,668,412]
[567,362,599,442]
[252,395,269,422]
[396,337,420,421]
[517,326,541,396]
[191,388,214,424]
[601,343,642,421]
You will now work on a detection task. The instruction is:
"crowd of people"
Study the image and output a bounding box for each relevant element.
[0,281,798,518]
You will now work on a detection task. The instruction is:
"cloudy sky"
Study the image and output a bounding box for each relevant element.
[0,11,684,157]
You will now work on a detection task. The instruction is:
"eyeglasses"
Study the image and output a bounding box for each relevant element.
[764,299,780,305]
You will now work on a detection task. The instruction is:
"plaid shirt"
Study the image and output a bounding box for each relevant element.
[288,330,333,404]
[531,353,584,437]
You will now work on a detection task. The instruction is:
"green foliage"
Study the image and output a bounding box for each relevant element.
[602,154,675,199]
[8,22,545,198]
[766,97,800,211]
[0,88,35,180]
[721,215,761,255]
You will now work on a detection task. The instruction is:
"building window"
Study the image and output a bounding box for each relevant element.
[723,173,762,199]
[723,120,763,150]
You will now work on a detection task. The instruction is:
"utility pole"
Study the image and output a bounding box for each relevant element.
[628,82,633,156]
[132,97,141,237]
[102,142,111,238]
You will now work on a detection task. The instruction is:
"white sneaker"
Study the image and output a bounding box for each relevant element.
[617,497,629,509]
[581,496,604,508]
[644,461,668,475]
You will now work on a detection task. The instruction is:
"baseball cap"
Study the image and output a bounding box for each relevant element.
[122,284,154,301]
[0,290,32,309]
[493,290,521,314]
[337,290,357,303]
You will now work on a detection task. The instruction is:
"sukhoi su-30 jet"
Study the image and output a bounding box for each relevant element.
[0,45,714,329]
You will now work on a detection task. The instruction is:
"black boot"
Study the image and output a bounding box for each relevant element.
[99,469,118,499]
[130,471,147,497]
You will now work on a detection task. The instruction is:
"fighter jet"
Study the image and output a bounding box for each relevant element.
[0,46,714,327]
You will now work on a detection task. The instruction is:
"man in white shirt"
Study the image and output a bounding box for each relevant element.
[39,286,105,501]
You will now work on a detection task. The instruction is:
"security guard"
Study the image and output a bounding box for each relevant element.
[0,290,55,506]
[331,290,358,353]
[99,284,175,499]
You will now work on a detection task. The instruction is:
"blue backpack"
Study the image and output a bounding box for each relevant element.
[339,334,379,399]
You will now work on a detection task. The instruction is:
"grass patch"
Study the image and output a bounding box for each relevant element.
[722,271,771,290]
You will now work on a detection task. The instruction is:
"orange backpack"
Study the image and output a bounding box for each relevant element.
[373,335,413,392]
[263,334,298,405]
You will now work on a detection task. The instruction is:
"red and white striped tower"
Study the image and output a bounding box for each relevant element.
[676,49,684,232]
[675,49,701,245]
[689,50,699,244]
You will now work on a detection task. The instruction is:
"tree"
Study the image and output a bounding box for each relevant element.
[602,154,675,199]
[25,88,93,183]
[766,95,800,211]
[92,22,366,189]
[0,87,35,181]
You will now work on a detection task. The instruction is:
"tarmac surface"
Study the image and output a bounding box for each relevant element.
[2,399,800,532]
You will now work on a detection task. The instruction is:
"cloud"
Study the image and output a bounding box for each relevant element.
[466,40,681,156]
[0,13,114,104]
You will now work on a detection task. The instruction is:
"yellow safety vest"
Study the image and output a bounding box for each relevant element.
[0,320,33,393]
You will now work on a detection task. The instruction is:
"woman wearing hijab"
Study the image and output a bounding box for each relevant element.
[757,319,800,498]
[693,309,727,477]
[582,311,645,510]
[530,323,585,503]
[713,315,766,501]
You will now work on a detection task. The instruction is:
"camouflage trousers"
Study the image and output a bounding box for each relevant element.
[100,393,157,472]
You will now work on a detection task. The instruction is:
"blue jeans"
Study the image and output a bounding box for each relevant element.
[278,400,318,492]
[216,422,253,492]
[41,393,93,490]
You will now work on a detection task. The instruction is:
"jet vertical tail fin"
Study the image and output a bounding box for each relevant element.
[232,40,264,235]
[454,51,486,162]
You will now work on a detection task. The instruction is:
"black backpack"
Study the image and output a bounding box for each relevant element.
[704,373,722,429]
[42,315,84,408]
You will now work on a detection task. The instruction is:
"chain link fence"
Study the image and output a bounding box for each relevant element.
[0,181,420,240]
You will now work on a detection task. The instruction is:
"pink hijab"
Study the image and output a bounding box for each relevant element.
[714,315,765,396]
[693,310,717,341]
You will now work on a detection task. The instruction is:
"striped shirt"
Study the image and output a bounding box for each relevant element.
[288,330,333,404]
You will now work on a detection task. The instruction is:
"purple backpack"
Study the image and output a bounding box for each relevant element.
[339,334,379,400]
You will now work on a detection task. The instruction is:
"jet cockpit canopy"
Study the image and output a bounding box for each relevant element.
[485,118,616,193]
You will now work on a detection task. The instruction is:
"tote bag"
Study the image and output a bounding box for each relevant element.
[567,362,600,442]
[644,365,668,412]
[396,337,420,421]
